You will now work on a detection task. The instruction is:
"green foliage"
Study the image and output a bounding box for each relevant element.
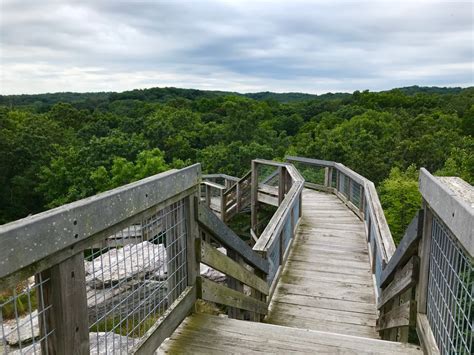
[0,86,472,225]
[379,165,422,244]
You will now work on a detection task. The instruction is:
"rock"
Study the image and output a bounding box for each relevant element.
[87,280,168,324]
[5,310,39,346]
[85,242,167,287]
[89,332,136,354]
[8,332,136,355]
[200,247,226,283]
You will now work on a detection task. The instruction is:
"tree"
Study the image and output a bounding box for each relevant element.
[379,165,421,244]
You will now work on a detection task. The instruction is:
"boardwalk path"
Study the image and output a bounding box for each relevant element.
[158,189,422,354]
[266,189,379,338]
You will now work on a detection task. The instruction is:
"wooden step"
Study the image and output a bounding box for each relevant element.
[157,313,423,354]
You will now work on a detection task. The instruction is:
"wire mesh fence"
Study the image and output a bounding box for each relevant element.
[290,161,325,186]
[427,215,473,355]
[85,198,188,354]
[0,275,53,354]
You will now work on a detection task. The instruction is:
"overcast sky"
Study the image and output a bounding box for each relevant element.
[0,0,472,95]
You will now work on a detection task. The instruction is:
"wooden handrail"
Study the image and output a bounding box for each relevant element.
[196,202,269,275]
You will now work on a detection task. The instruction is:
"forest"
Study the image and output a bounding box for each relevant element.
[0,86,472,243]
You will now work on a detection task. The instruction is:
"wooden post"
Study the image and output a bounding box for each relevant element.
[249,266,266,322]
[186,193,200,286]
[37,254,89,355]
[226,249,244,319]
[251,161,258,235]
[278,166,285,205]
[220,189,226,222]
[324,167,330,187]
[236,183,241,213]
[205,184,211,207]
[167,205,180,304]
[417,202,433,313]
[360,186,366,216]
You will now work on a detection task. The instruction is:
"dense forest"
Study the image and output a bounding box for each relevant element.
[1,86,472,243]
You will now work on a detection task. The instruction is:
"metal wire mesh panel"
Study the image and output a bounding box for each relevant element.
[291,162,325,186]
[282,215,292,253]
[350,182,362,208]
[86,199,188,354]
[427,216,473,355]
[267,235,281,285]
[0,275,53,354]
[331,170,337,188]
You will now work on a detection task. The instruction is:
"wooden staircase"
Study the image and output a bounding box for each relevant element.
[157,313,422,354]
[157,189,423,354]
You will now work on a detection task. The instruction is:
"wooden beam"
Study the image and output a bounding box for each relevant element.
[381,211,423,287]
[198,277,268,315]
[0,164,201,281]
[379,256,419,308]
[226,249,244,319]
[285,156,335,168]
[257,192,279,207]
[419,168,473,256]
[186,195,199,286]
[251,160,258,234]
[417,204,433,314]
[377,300,416,331]
[133,286,196,354]
[200,240,269,295]
[38,254,89,355]
[416,314,440,355]
[197,202,269,274]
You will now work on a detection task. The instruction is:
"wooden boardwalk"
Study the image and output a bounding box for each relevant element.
[266,189,379,338]
[158,189,422,354]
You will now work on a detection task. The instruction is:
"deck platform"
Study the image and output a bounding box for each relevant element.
[266,189,379,338]
[157,189,422,354]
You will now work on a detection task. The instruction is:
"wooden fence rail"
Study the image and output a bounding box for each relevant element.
[286,156,473,355]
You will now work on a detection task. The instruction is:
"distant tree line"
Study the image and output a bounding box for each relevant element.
[0,86,472,243]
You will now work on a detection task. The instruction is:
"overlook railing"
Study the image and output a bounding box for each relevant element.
[0,159,304,354]
[286,156,396,292]
[286,156,473,355]
[1,156,470,355]
[0,165,202,354]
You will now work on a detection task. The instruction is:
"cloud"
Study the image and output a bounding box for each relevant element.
[0,0,472,94]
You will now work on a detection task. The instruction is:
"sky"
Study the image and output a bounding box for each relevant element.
[0,0,472,95]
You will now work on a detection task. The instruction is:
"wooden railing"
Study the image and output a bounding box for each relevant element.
[251,160,305,300]
[286,156,473,355]
[0,165,202,354]
[201,171,252,222]
[286,156,396,289]
[196,202,269,321]
[0,160,305,354]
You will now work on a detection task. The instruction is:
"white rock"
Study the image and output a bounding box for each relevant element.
[200,247,227,283]
[87,280,167,324]
[5,310,39,346]
[89,332,136,354]
[85,242,167,287]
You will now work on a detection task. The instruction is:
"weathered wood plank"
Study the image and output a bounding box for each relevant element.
[38,254,89,355]
[416,314,441,354]
[133,286,196,354]
[196,203,269,274]
[257,192,279,206]
[273,293,378,315]
[377,300,416,331]
[198,277,268,315]
[381,211,423,287]
[200,240,269,295]
[378,256,419,308]
[159,313,422,354]
[419,168,473,256]
[0,164,200,281]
